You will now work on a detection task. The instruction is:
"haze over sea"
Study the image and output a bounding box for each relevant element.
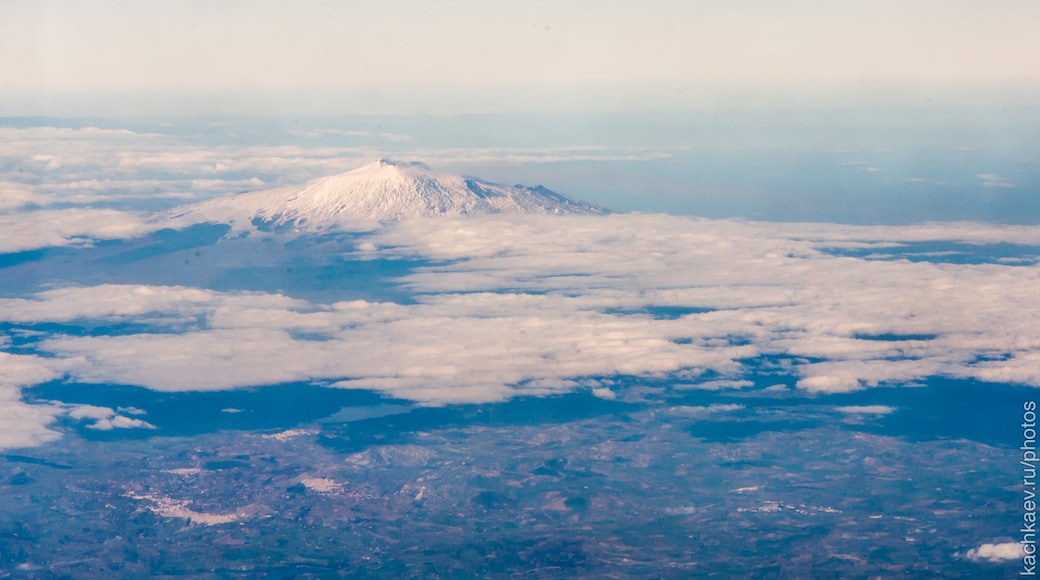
[6,91,1038,225]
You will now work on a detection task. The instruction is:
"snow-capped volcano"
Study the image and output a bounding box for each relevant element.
[167,159,608,232]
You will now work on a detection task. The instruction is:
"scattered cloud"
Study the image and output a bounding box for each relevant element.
[965,541,1024,562]
[591,387,616,400]
[834,405,896,415]
[678,380,755,391]
[668,404,745,418]
[840,160,881,173]
[0,284,299,325]
[977,173,1015,188]
[68,404,156,431]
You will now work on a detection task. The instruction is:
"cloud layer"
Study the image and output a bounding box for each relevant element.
[1,214,1037,428]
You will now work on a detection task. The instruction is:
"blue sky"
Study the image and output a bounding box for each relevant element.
[4,0,1040,115]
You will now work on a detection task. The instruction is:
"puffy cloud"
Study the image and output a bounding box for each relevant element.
[0,353,65,450]
[67,405,122,421]
[68,405,156,431]
[0,390,64,450]
[0,351,59,387]
[0,208,163,253]
[965,541,1024,562]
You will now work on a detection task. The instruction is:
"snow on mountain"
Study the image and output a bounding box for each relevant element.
[165,159,609,232]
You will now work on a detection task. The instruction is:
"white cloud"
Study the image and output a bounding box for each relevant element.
[2,213,1040,414]
[0,353,65,450]
[965,541,1024,562]
[591,387,616,400]
[68,405,156,431]
[677,380,754,391]
[38,297,744,402]
[67,405,116,421]
[0,209,162,253]
[668,404,745,418]
[977,173,1015,188]
[0,386,65,450]
[0,284,303,325]
[834,405,895,415]
[0,183,39,210]
[364,215,1040,395]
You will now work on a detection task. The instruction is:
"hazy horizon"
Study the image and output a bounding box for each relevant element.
[6,0,1040,116]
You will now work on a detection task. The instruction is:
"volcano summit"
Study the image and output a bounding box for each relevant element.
[167,159,609,232]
